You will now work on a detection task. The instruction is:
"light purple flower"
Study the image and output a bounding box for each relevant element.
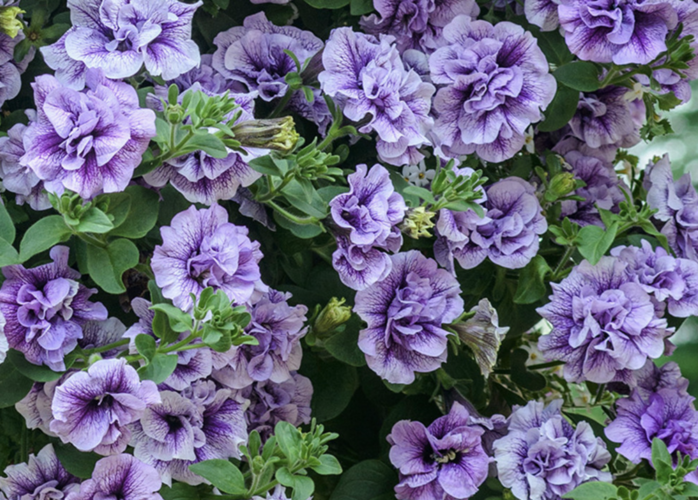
[213,290,307,389]
[0,444,80,500]
[360,0,480,52]
[65,454,162,500]
[0,246,108,371]
[0,120,51,211]
[138,387,247,486]
[318,28,435,166]
[0,32,33,107]
[252,486,300,500]
[644,154,698,262]
[41,0,202,89]
[331,236,394,292]
[558,0,678,65]
[232,373,313,441]
[612,240,698,318]
[50,358,160,455]
[525,0,560,31]
[559,149,626,227]
[493,400,612,500]
[537,257,674,384]
[16,376,65,437]
[569,87,643,149]
[605,388,698,465]
[151,205,265,311]
[355,250,464,384]
[633,360,690,397]
[78,317,127,356]
[21,70,156,200]
[388,402,489,500]
[429,16,556,162]
[437,177,547,271]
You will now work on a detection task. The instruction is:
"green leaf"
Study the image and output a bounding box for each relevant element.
[100,192,132,229]
[19,215,72,262]
[159,482,201,500]
[0,360,33,408]
[680,482,698,497]
[324,316,367,367]
[281,178,329,219]
[561,481,618,500]
[537,83,580,132]
[76,208,114,234]
[312,454,343,475]
[300,353,359,422]
[275,421,303,462]
[535,29,574,66]
[637,481,662,499]
[188,459,246,495]
[149,303,193,333]
[302,0,350,8]
[248,155,286,177]
[137,353,178,383]
[86,239,140,294]
[554,62,601,92]
[577,222,618,265]
[329,460,397,500]
[109,186,160,239]
[183,132,228,159]
[7,349,63,382]
[0,201,15,244]
[135,334,157,362]
[350,0,373,14]
[651,438,673,482]
[403,185,436,204]
[514,255,552,304]
[290,476,314,500]
[54,443,101,479]
[0,238,20,266]
[273,211,324,239]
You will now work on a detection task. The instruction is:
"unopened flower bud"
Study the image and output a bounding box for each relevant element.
[87,353,103,365]
[403,207,436,239]
[314,297,351,337]
[166,104,185,124]
[0,7,24,38]
[546,172,577,201]
[231,116,299,154]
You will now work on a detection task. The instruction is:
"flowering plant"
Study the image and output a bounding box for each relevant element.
[1,0,698,499]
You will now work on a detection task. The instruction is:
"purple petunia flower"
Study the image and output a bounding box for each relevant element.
[429,16,556,163]
[605,388,698,465]
[524,0,560,31]
[493,400,612,500]
[232,373,313,442]
[78,317,127,358]
[0,444,80,500]
[213,290,307,389]
[21,70,156,200]
[41,0,202,89]
[330,163,406,290]
[360,0,480,52]
[612,240,698,318]
[0,31,33,108]
[318,28,435,166]
[355,250,464,384]
[558,0,678,65]
[644,154,698,262]
[252,486,302,500]
[151,205,265,311]
[16,376,66,437]
[569,87,643,149]
[66,454,162,500]
[212,12,330,132]
[137,386,247,486]
[0,120,51,211]
[388,402,489,500]
[436,177,547,271]
[634,360,690,397]
[50,358,160,455]
[0,246,108,371]
[537,257,674,384]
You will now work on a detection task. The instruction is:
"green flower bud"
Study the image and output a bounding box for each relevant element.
[313,297,352,337]
[546,172,577,202]
[0,7,24,38]
[402,207,436,239]
[231,116,299,154]
[166,104,185,124]
[87,353,103,366]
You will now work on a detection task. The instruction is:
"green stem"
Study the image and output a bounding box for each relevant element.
[593,383,606,405]
[267,200,322,226]
[257,173,294,203]
[75,231,108,249]
[160,328,199,354]
[552,246,575,279]
[528,360,565,370]
[268,89,294,119]
[87,338,130,355]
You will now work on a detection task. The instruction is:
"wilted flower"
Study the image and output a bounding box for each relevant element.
[319,28,435,166]
[0,246,107,371]
[151,205,265,311]
[212,290,307,389]
[0,444,80,500]
[388,402,489,500]
[493,400,612,500]
[537,257,674,384]
[50,358,160,455]
[66,454,162,500]
[21,71,156,200]
[449,299,509,378]
[355,250,464,384]
[429,15,556,162]
[605,388,698,465]
[42,0,201,88]
[558,0,677,65]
